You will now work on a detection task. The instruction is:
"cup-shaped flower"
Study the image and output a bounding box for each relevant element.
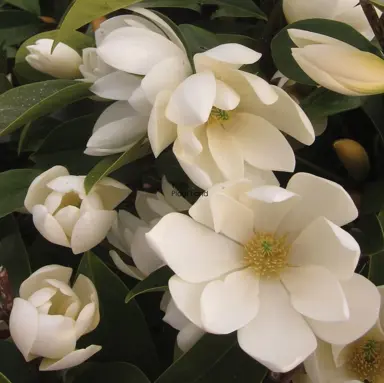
[283,0,379,40]
[79,48,114,83]
[156,44,314,189]
[297,286,384,383]
[289,29,384,96]
[108,177,191,280]
[85,8,192,156]
[26,39,82,79]
[9,265,101,371]
[24,166,130,254]
[146,173,381,373]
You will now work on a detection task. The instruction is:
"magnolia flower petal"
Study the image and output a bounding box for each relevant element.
[281,265,349,322]
[308,273,381,345]
[166,71,217,126]
[283,0,341,23]
[109,250,145,280]
[32,205,70,248]
[146,198,175,217]
[209,192,254,244]
[28,287,57,307]
[177,323,205,353]
[169,275,206,328]
[47,175,85,196]
[71,210,117,254]
[146,213,243,283]
[280,173,358,237]
[290,216,360,280]
[20,265,72,300]
[39,345,102,371]
[195,43,261,69]
[25,166,69,212]
[98,27,183,75]
[90,71,141,100]
[242,186,301,233]
[207,121,245,181]
[74,302,96,340]
[92,177,131,210]
[142,56,191,103]
[72,274,100,335]
[214,79,241,110]
[238,280,317,373]
[161,176,191,211]
[135,191,163,223]
[148,90,177,157]
[80,192,104,213]
[44,191,64,214]
[201,268,260,334]
[163,298,190,331]
[128,86,152,115]
[54,206,81,237]
[244,164,280,187]
[9,298,39,361]
[229,113,295,172]
[96,15,130,45]
[288,29,354,49]
[244,86,315,145]
[131,227,165,276]
[30,314,76,359]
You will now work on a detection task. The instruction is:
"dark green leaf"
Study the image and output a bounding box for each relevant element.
[0,75,11,95]
[361,181,384,214]
[0,215,31,296]
[0,169,41,219]
[155,334,267,383]
[272,19,381,85]
[72,362,150,383]
[77,252,159,378]
[0,341,38,383]
[84,138,151,194]
[0,372,11,383]
[301,88,366,119]
[125,266,173,304]
[370,0,384,11]
[203,0,266,20]
[15,30,93,83]
[363,94,384,143]
[138,0,200,10]
[369,250,384,285]
[353,213,384,256]
[0,11,41,46]
[0,80,91,136]
[5,0,40,15]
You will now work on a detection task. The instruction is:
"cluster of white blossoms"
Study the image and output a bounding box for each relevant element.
[15,1,384,377]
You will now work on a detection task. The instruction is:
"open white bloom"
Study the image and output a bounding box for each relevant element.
[24,166,130,254]
[289,29,384,96]
[9,265,101,371]
[85,8,192,156]
[108,177,191,280]
[157,44,315,190]
[146,173,381,372]
[26,39,82,79]
[79,48,114,83]
[296,286,384,383]
[283,0,379,40]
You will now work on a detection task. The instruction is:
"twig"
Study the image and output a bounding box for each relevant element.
[360,0,384,50]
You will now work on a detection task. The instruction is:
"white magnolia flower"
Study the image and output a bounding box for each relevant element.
[9,265,101,371]
[79,48,114,83]
[296,286,384,383]
[108,177,191,280]
[289,29,384,96]
[283,0,379,40]
[24,166,130,254]
[157,44,315,190]
[85,8,192,156]
[26,39,82,79]
[146,173,381,372]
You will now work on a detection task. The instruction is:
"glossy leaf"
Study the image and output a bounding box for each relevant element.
[0,215,31,296]
[15,30,93,83]
[0,10,41,46]
[0,372,11,383]
[155,334,268,383]
[125,266,173,304]
[5,0,40,15]
[369,251,384,285]
[84,138,151,194]
[272,19,381,85]
[77,252,160,379]
[203,0,266,20]
[137,0,200,10]
[363,94,384,143]
[0,80,91,136]
[0,169,42,219]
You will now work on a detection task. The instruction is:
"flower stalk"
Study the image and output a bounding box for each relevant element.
[360,0,384,50]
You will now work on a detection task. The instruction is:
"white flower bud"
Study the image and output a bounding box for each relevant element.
[9,265,101,371]
[26,39,82,79]
[24,166,131,254]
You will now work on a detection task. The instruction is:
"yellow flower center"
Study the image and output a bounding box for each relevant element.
[346,338,384,383]
[243,232,290,279]
[209,107,231,124]
[54,191,81,214]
